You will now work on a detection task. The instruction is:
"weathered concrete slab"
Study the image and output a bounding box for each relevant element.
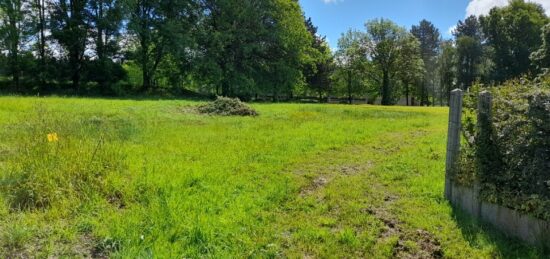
[450,183,477,217]
[451,182,550,249]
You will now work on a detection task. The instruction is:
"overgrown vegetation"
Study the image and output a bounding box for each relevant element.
[459,79,550,220]
[1,111,129,210]
[0,97,543,257]
[196,97,258,116]
[0,105,142,256]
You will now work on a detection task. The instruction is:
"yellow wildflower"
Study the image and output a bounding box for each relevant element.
[47,133,59,142]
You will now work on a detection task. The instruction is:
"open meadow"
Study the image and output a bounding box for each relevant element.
[0,97,545,258]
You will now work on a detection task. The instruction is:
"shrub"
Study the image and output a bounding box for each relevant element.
[197,97,258,116]
[458,79,550,220]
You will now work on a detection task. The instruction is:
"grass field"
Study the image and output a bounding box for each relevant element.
[0,97,545,258]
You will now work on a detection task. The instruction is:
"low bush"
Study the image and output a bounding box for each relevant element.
[459,79,550,220]
[197,97,258,116]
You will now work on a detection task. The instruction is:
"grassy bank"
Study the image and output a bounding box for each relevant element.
[0,97,544,257]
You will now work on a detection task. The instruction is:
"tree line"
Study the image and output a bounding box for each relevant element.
[0,0,320,99]
[334,0,550,105]
[0,0,549,104]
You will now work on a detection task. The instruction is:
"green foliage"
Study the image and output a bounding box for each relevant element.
[49,0,89,89]
[126,0,198,91]
[197,96,258,116]
[303,17,334,101]
[122,61,143,89]
[459,79,550,220]
[2,0,550,104]
[194,0,313,99]
[411,19,441,105]
[438,41,456,103]
[0,0,33,90]
[531,23,550,75]
[0,0,318,98]
[366,19,409,105]
[334,29,369,103]
[456,36,482,89]
[480,0,549,82]
[397,35,425,105]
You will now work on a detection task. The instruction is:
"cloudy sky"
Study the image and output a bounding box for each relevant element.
[300,0,550,49]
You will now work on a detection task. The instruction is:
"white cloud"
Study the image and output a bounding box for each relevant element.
[466,0,550,17]
[447,25,457,36]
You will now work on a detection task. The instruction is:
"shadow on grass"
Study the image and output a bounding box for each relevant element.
[451,207,549,259]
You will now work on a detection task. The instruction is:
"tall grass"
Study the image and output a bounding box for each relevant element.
[1,106,130,211]
[0,97,543,257]
[0,104,139,256]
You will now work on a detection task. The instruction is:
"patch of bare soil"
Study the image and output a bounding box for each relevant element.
[364,195,443,259]
[300,176,329,197]
[298,161,374,197]
[71,234,114,259]
[392,229,443,259]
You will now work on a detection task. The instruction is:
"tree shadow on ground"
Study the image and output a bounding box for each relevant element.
[451,207,549,259]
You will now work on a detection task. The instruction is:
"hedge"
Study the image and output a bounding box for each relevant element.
[458,78,550,220]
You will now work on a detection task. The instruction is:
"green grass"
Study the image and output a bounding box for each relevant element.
[0,96,545,258]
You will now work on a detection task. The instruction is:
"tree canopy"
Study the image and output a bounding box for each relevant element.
[0,0,549,106]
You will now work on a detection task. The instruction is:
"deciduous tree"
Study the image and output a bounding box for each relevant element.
[411,19,440,106]
[480,0,549,82]
[454,15,483,90]
[303,17,333,102]
[334,29,367,104]
[396,35,424,106]
[531,23,550,75]
[438,40,456,104]
[365,19,408,105]
[0,0,31,89]
[50,0,89,90]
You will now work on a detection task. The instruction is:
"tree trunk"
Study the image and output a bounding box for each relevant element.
[71,52,81,90]
[405,82,410,106]
[8,9,20,91]
[142,64,150,91]
[139,4,151,92]
[420,81,426,106]
[439,86,444,106]
[10,39,19,90]
[141,43,150,91]
[11,51,19,90]
[37,0,46,87]
[221,79,230,97]
[273,87,279,102]
[347,70,352,104]
[96,1,107,93]
[432,83,436,107]
[381,70,391,106]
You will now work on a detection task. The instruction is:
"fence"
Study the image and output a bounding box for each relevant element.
[445,89,550,249]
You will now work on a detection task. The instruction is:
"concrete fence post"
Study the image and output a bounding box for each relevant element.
[474,90,493,217]
[445,89,463,200]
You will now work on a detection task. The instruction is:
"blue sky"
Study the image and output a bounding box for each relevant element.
[299,0,550,49]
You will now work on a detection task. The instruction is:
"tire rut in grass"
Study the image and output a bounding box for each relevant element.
[364,194,443,259]
[287,130,443,258]
[298,163,374,197]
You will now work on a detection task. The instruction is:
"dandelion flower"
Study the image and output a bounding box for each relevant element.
[47,133,59,142]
